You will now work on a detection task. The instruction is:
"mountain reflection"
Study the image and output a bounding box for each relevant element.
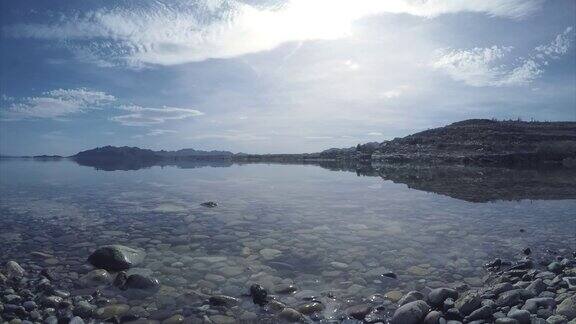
[72,158,576,203]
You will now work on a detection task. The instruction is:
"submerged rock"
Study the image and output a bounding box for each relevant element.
[274,283,297,294]
[279,308,303,322]
[124,274,160,291]
[209,295,240,307]
[249,284,268,306]
[298,301,324,315]
[88,245,145,271]
[200,201,218,208]
[79,269,112,287]
[5,261,25,278]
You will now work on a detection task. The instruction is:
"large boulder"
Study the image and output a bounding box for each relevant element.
[391,300,430,324]
[88,245,145,271]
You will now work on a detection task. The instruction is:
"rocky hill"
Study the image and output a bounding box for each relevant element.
[356,119,576,167]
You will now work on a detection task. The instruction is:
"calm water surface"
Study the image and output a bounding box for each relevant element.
[1,159,575,319]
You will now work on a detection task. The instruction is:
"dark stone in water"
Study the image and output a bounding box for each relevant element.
[113,271,128,290]
[485,258,502,269]
[124,274,160,291]
[345,304,372,320]
[209,295,240,307]
[523,247,531,255]
[381,271,397,279]
[201,201,218,208]
[40,268,55,280]
[250,284,268,306]
[88,245,145,271]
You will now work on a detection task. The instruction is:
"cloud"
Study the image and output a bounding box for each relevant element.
[3,0,544,67]
[111,105,204,126]
[304,136,334,140]
[432,27,574,87]
[1,88,115,120]
[368,132,383,136]
[535,26,574,58]
[146,129,178,136]
[131,129,177,139]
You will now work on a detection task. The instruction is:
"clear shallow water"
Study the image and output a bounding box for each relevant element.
[1,159,575,320]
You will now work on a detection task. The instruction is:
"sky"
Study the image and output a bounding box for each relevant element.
[1,0,575,156]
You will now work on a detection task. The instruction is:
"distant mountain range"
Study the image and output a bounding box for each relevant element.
[3,119,575,168]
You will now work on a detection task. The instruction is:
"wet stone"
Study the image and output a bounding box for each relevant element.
[297,301,324,315]
[279,308,303,322]
[79,269,112,287]
[345,304,371,320]
[274,283,297,294]
[391,300,430,324]
[88,245,146,271]
[208,295,240,307]
[95,304,130,319]
[249,284,267,306]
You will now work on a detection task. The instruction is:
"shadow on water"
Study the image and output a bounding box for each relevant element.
[71,157,576,203]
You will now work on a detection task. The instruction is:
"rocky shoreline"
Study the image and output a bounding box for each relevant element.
[2,246,575,324]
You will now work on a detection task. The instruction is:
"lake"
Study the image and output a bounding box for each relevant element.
[1,159,575,322]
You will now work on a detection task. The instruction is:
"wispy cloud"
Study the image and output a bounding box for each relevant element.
[432,27,574,87]
[535,26,574,57]
[3,0,544,67]
[131,129,177,139]
[1,88,115,120]
[111,105,204,126]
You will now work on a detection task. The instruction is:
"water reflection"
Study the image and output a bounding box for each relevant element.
[0,159,574,322]
[72,157,576,202]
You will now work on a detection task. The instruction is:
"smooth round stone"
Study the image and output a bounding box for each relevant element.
[69,317,85,324]
[79,269,112,287]
[330,262,349,270]
[298,302,324,315]
[204,274,226,283]
[88,245,145,271]
[42,296,63,308]
[209,315,235,324]
[44,258,60,266]
[22,301,37,311]
[274,284,297,294]
[407,266,430,276]
[507,309,530,324]
[428,288,459,307]
[161,315,184,324]
[385,290,404,302]
[279,308,303,322]
[259,248,282,260]
[44,316,58,324]
[5,261,25,278]
[73,300,97,317]
[345,304,371,320]
[390,300,430,324]
[95,304,130,319]
[208,295,240,307]
[124,274,160,291]
[293,290,318,300]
